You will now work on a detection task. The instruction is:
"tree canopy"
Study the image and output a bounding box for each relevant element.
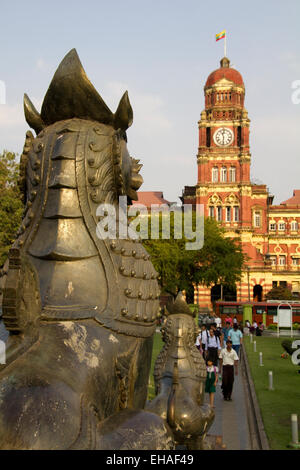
[0,151,24,267]
[265,285,294,301]
[142,213,245,299]
[0,155,246,302]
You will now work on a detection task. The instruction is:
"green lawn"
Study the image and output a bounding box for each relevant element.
[244,335,300,450]
[148,332,163,401]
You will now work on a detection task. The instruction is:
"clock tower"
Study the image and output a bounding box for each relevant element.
[191,56,271,308]
[197,56,252,227]
[181,56,300,312]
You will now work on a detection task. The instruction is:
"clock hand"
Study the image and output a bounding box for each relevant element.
[222,130,225,145]
[221,129,225,145]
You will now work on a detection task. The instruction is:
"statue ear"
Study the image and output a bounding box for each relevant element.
[24,94,45,134]
[114,91,133,131]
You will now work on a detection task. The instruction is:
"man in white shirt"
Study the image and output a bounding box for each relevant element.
[195,325,209,359]
[218,340,239,401]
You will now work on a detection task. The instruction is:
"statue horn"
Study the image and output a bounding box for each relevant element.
[23,94,45,134]
[114,91,133,131]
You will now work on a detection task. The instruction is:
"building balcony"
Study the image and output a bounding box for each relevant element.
[270,265,300,272]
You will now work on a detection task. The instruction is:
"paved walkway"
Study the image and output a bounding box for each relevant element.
[205,360,251,450]
[1,320,251,449]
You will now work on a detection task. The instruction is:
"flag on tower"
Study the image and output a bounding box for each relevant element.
[216,30,226,41]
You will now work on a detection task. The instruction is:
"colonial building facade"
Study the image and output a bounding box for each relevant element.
[181,57,300,311]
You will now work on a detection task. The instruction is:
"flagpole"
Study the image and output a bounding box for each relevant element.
[224,31,227,57]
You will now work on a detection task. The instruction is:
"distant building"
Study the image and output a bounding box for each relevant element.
[181,57,300,311]
[132,191,174,210]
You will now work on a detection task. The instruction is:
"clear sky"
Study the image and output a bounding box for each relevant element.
[0,0,299,204]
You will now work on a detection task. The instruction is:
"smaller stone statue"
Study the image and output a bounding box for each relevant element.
[146,293,214,449]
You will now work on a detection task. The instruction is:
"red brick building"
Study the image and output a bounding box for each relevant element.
[181,57,300,311]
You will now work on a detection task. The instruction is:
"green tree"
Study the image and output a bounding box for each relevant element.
[143,214,245,298]
[265,285,294,301]
[0,151,24,267]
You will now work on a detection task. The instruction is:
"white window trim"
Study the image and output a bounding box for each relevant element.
[291,221,298,231]
[233,206,239,222]
[226,206,231,222]
[212,167,218,183]
[229,167,236,183]
[279,255,286,266]
[220,167,227,183]
[254,211,261,228]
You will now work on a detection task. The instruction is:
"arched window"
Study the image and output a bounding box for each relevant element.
[206,127,211,147]
[291,221,298,231]
[229,167,236,182]
[253,285,263,302]
[220,167,227,182]
[226,207,231,222]
[212,167,218,182]
[217,206,222,221]
[233,206,239,222]
[209,206,214,218]
[254,211,261,228]
[279,256,286,266]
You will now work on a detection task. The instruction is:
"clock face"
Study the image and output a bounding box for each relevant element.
[213,127,234,147]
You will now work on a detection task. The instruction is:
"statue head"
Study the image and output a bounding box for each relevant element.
[15,49,160,337]
[23,48,143,205]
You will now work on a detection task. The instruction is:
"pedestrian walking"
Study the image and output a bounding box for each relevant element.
[259,321,265,335]
[195,325,208,360]
[244,319,250,336]
[203,327,221,366]
[228,323,243,355]
[225,315,233,327]
[205,359,218,408]
[219,340,239,401]
[222,321,231,348]
[211,322,223,346]
[256,321,264,336]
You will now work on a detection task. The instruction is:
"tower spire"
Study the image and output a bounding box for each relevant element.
[220,57,230,68]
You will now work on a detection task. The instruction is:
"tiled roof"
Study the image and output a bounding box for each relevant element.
[205,67,244,88]
[280,190,300,206]
[132,191,171,208]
